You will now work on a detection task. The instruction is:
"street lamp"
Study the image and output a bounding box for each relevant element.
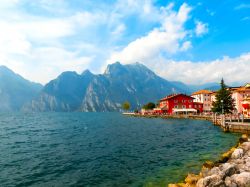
[221,99,224,114]
[221,99,224,126]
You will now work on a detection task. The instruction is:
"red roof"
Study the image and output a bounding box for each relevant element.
[160,93,194,101]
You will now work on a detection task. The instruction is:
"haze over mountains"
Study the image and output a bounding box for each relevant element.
[0,63,219,112]
[0,66,42,112]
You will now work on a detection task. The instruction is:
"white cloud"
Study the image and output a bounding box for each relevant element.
[0,46,93,84]
[139,53,250,85]
[195,20,208,37]
[0,0,19,9]
[0,3,102,84]
[107,3,192,64]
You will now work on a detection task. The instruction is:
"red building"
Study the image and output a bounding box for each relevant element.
[158,94,203,114]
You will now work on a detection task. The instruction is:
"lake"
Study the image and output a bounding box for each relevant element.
[0,112,240,186]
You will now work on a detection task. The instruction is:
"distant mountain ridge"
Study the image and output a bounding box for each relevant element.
[0,66,43,111]
[23,62,188,112]
[0,63,220,112]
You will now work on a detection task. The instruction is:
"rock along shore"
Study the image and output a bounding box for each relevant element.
[169,134,250,187]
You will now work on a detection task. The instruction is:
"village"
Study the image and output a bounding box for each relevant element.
[139,83,250,118]
[124,82,250,134]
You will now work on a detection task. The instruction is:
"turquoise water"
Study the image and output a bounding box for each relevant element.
[0,113,240,187]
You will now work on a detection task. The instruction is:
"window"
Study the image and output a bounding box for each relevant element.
[174,100,178,103]
[189,105,192,108]
[182,105,186,108]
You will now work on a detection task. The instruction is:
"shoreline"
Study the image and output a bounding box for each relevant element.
[169,134,250,187]
[123,113,250,186]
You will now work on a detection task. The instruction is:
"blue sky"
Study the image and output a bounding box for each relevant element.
[0,0,250,85]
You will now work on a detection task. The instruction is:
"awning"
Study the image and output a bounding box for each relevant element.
[173,108,197,113]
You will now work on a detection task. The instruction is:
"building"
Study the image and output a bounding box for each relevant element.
[159,94,203,114]
[211,91,217,104]
[191,90,212,113]
[232,83,250,115]
[242,96,250,117]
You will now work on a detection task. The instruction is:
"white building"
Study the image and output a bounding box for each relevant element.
[191,90,213,112]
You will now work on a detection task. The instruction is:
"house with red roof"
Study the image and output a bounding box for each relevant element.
[157,93,203,114]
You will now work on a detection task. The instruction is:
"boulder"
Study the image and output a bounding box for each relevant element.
[240,142,250,152]
[224,177,237,187]
[245,157,250,168]
[239,134,249,144]
[242,134,248,141]
[196,175,222,187]
[231,172,250,187]
[219,163,238,179]
[208,167,222,176]
[231,148,244,159]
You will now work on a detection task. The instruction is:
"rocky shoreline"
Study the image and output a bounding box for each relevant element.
[169,134,250,187]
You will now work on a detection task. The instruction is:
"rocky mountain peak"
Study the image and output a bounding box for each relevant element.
[104,62,126,75]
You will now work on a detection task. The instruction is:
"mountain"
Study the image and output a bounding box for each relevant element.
[80,62,187,111]
[0,66,42,112]
[24,62,188,112]
[22,70,94,111]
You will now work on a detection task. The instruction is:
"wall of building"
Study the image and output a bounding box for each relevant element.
[160,95,197,114]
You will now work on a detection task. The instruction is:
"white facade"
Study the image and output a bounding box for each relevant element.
[192,90,212,112]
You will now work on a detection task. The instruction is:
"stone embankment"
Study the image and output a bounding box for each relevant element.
[169,134,250,187]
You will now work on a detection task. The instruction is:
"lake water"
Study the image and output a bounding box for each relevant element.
[0,112,240,187]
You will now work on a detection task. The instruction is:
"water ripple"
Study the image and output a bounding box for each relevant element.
[0,112,240,187]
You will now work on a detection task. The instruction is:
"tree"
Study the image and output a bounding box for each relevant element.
[212,79,235,114]
[122,101,130,111]
[142,102,156,110]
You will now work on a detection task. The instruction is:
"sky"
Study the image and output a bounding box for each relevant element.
[0,0,250,85]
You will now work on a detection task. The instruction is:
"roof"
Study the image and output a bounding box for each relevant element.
[160,93,194,101]
[192,89,212,95]
[234,85,250,92]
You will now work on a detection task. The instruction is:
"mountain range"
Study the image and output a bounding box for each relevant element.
[0,66,42,112]
[0,63,220,112]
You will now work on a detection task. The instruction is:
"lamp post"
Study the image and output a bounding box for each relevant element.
[221,99,224,126]
[221,100,224,114]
